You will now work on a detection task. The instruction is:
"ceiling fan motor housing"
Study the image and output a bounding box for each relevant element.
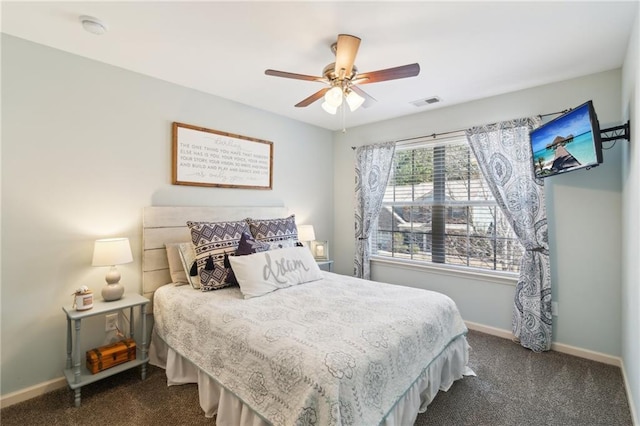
[323,63,358,86]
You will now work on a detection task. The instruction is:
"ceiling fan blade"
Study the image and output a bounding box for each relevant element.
[295,88,330,107]
[334,34,361,78]
[354,63,420,84]
[350,85,377,108]
[265,69,325,82]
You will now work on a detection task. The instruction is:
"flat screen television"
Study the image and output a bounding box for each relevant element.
[529,100,603,179]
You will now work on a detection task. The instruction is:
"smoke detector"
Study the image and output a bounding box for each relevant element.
[79,15,108,35]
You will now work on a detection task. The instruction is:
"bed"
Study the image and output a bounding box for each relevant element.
[143,206,473,426]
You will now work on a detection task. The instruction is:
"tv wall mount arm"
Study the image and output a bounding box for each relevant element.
[600,120,630,143]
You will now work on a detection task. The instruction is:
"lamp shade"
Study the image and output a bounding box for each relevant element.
[297,225,316,242]
[92,238,133,266]
[321,101,338,115]
[345,90,365,112]
[324,87,344,108]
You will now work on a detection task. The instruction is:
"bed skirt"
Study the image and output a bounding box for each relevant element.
[149,330,473,426]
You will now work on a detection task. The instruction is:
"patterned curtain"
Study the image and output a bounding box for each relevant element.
[466,117,552,352]
[354,142,396,279]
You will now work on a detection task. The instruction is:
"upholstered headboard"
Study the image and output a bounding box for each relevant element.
[142,206,289,309]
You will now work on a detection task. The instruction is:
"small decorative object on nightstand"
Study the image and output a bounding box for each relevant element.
[92,238,133,302]
[311,240,329,261]
[73,286,93,311]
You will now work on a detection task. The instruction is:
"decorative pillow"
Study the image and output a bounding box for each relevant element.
[187,220,250,291]
[229,246,322,299]
[236,232,271,256]
[246,214,298,250]
[177,242,200,289]
[164,243,189,286]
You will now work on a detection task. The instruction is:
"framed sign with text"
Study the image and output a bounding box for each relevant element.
[172,122,273,189]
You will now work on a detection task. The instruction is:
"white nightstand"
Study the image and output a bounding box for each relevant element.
[317,260,334,272]
[62,293,149,407]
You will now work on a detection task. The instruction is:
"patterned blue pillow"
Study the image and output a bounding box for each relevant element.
[236,232,271,256]
[246,214,298,249]
[187,220,250,291]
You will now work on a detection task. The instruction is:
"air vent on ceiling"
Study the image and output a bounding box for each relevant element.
[411,96,441,107]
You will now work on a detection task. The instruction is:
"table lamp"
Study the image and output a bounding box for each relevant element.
[92,237,133,301]
[297,225,316,248]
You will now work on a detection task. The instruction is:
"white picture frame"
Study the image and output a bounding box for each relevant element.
[311,240,329,261]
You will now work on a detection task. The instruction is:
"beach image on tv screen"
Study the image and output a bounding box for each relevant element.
[530,104,597,178]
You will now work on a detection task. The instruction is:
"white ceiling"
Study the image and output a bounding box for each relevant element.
[2,1,637,131]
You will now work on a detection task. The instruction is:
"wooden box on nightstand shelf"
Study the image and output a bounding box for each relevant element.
[86,338,136,374]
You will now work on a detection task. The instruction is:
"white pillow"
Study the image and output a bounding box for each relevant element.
[177,242,200,289]
[165,243,188,285]
[229,246,322,299]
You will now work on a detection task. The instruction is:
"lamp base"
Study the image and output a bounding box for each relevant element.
[102,283,124,301]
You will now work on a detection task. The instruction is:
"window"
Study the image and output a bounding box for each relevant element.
[372,134,523,273]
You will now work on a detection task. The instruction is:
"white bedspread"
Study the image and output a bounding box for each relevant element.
[152,271,469,426]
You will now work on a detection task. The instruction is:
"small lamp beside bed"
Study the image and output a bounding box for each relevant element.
[296,224,316,248]
[91,237,133,301]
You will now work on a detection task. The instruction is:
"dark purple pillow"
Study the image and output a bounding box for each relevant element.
[235,232,270,256]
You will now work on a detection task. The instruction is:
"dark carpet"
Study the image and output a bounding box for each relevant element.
[1,330,632,425]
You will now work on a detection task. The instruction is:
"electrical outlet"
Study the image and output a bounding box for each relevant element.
[551,301,558,316]
[105,313,118,331]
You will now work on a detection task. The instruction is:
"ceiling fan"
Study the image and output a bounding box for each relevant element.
[264,34,420,115]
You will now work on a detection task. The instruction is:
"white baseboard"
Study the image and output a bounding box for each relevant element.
[0,376,67,409]
[620,359,639,426]
[464,320,622,366]
[550,341,622,367]
[465,320,514,340]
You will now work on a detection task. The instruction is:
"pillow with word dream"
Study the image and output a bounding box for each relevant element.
[229,246,322,299]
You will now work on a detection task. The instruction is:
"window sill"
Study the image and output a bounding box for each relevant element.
[370,256,518,287]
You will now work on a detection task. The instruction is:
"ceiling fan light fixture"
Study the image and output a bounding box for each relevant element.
[345,90,365,112]
[324,86,344,108]
[321,101,338,115]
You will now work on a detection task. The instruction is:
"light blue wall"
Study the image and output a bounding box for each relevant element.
[332,69,624,358]
[0,35,334,396]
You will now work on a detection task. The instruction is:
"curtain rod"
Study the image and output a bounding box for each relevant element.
[350,109,569,150]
